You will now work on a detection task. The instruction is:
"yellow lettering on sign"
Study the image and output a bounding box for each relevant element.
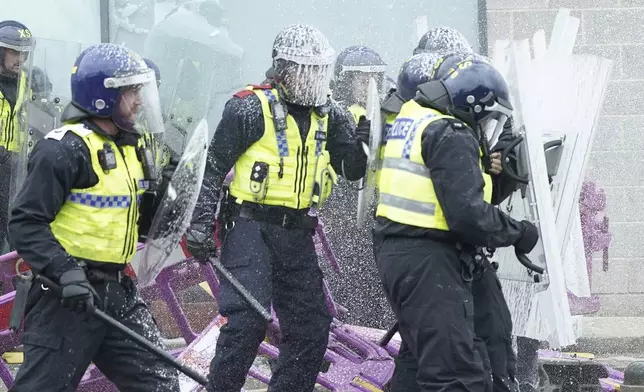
[351,376,383,392]
[17,29,31,38]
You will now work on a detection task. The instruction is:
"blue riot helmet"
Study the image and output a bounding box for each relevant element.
[143,57,161,87]
[332,45,387,105]
[69,43,165,136]
[413,26,473,56]
[418,59,513,140]
[0,20,32,79]
[396,52,443,102]
[430,52,490,81]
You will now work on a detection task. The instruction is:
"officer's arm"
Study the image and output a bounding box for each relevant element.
[325,101,367,181]
[422,120,525,248]
[192,94,265,224]
[8,136,88,279]
[490,118,520,205]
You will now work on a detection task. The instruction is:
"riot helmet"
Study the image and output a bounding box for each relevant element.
[396,52,443,102]
[0,20,33,79]
[430,51,490,81]
[268,24,336,107]
[332,45,387,106]
[413,26,473,55]
[143,57,161,87]
[69,43,164,136]
[419,58,513,139]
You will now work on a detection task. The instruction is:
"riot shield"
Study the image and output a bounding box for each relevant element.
[491,34,612,347]
[0,39,34,251]
[137,118,209,287]
[144,5,244,144]
[356,78,382,227]
[24,38,83,148]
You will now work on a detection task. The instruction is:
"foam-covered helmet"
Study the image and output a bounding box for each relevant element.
[413,27,473,55]
[70,43,164,135]
[269,24,335,107]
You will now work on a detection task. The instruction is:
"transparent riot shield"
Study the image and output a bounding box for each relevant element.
[143,5,244,150]
[10,39,83,238]
[137,118,209,287]
[0,40,35,252]
[491,36,612,347]
[24,38,83,150]
[356,77,382,227]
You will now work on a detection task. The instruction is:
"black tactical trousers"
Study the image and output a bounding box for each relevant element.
[375,236,487,392]
[9,275,179,392]
[472,266,517,392]
[207,217,332,392]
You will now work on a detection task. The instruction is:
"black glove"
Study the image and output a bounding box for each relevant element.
[355,115,371,145]
[162,157,179,181]
[514,220,539,255]
[59,267,98,313]
[185,222,218,263]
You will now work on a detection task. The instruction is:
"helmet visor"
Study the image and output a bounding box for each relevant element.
[279,61,332,107]
[107,70,165,137]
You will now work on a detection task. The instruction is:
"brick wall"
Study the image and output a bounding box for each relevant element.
[487,0,644,316]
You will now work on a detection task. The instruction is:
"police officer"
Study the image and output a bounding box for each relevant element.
[320,45,394,329]
[374,59,539,391]
[0,20,31,251]
[185,24,368,392]
[8,43,180,391]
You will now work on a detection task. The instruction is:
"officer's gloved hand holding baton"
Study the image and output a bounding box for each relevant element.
[58,266,99,313]
[36,274,208,386]
[185,223,218,262]
[185,223,273,323]
[514,221,545,276]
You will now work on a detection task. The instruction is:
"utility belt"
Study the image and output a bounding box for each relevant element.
[8,260,130,332]
[455,242,497,282]
[230,200,318,230]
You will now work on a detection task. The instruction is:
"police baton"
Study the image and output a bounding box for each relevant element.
[208,257,273,323]
[35,275,208,387]
[378,250,544,347]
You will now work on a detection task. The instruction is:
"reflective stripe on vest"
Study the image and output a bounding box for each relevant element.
[48,123,146,264]
[0,72,27,152]
[229,87,337,209]
[376,100,492,230]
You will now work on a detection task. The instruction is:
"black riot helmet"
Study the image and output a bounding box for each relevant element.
[0,20,33,79]
[332,45,387,105]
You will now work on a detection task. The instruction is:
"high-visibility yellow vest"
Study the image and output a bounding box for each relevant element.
[141,131,171,167]
[0,72,27,152]
[376,100,492,230]
[47,123,147,264]
[229,87,337,209]
[348,104,366,124]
